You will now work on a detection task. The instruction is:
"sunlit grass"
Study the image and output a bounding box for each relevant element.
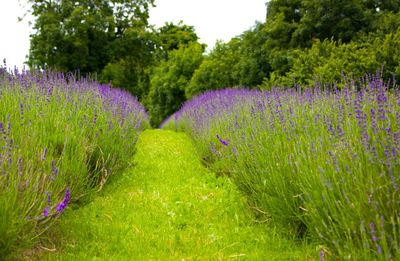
[36,129,317,260]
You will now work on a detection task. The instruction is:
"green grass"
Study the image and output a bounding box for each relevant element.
[31,129,317,260]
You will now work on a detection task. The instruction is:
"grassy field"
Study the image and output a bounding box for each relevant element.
[32,129,317,260]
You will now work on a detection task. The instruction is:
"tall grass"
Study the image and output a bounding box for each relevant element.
[0,66,149,258]
[163,75,400,259]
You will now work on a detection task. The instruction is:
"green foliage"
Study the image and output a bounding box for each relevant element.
[157,21,200,56]
[261,30,400,88]
[187,23,271,98]
[146,43,204,126]
[187,41,241,99]
[259,0,400,84]
[99,27,156,99]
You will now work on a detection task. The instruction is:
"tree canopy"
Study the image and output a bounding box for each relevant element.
[28,0,154,73]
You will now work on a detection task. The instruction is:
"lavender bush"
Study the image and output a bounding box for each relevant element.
[0,66,149,257]
[163,75,400,259]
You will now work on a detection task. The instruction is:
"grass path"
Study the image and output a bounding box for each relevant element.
[38,129,316,260]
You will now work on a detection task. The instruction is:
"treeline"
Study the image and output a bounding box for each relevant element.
[27,0,400,126]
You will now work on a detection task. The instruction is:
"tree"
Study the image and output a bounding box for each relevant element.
[27,0,155,77]
[236,22,271,87]
[146,42,204,126]
[157,21,200,56]
[295,0,367,44]
[186,40,242,99]
[99,26,156,99]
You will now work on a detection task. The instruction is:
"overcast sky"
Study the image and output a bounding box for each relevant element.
[0,0,266,69]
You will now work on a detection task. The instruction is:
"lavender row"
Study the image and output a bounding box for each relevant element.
[0,67,149,258]
[164,76,400,259]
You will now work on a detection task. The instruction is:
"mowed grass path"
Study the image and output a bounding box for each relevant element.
[39,130,315,260]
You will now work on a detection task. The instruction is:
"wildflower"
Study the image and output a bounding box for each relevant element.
[42,148,48,161]
[370,222,377,242]
[210,141,216,154]
[42,206,49,217]
[42,193,51,217]
[319,250,325,261]
[51,160,59,180]
[216,134,229,146]
[56,189,70,213]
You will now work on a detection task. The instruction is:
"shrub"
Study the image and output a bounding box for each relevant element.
[0,68,149,258]
[164,76,400,259]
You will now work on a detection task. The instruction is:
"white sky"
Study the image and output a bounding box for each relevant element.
[0,0,266,69]
[149,0,266,49]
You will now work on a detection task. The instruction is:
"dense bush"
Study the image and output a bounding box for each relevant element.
[146,42,204,126]
[0,67,149,258]
[163,76,400,259]
[262,30,400,88]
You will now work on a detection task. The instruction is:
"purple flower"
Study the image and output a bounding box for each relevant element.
[216,134,229,146]
[51,160,59,180]
[56,189,70,213]
[42,206,49,217]
[42,148,48,161]
[210,141,216,154]
[370,222,377,242]
[319,250,325,261]
[42,193,51,217]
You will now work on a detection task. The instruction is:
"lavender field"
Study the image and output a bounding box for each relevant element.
[0,66,149,257]
[163,75,400,259]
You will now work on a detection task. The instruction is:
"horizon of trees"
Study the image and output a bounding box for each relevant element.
[26,0,400,126]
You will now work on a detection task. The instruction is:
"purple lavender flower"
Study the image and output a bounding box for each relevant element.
[42,193,51,217]
[319,250,325,261]
[18,158,23,174]
[56,189,70,213]
[370,222,377,242]
[42,206,49,217]
[216,134,229,146]
[51,160,59,180]
[42,148,48,161]
[210,141,216,154]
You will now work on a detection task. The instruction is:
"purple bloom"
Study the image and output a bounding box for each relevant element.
[51,160,59,180]
[319,250,325,261]
[210,141,216,154]
[216,134,229,146]
[42,148,48,161]
[42,193,51,217]
[370,222,377,242]
[18,158,23,174]
[56,189,70,213]
[42,206,49,217]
